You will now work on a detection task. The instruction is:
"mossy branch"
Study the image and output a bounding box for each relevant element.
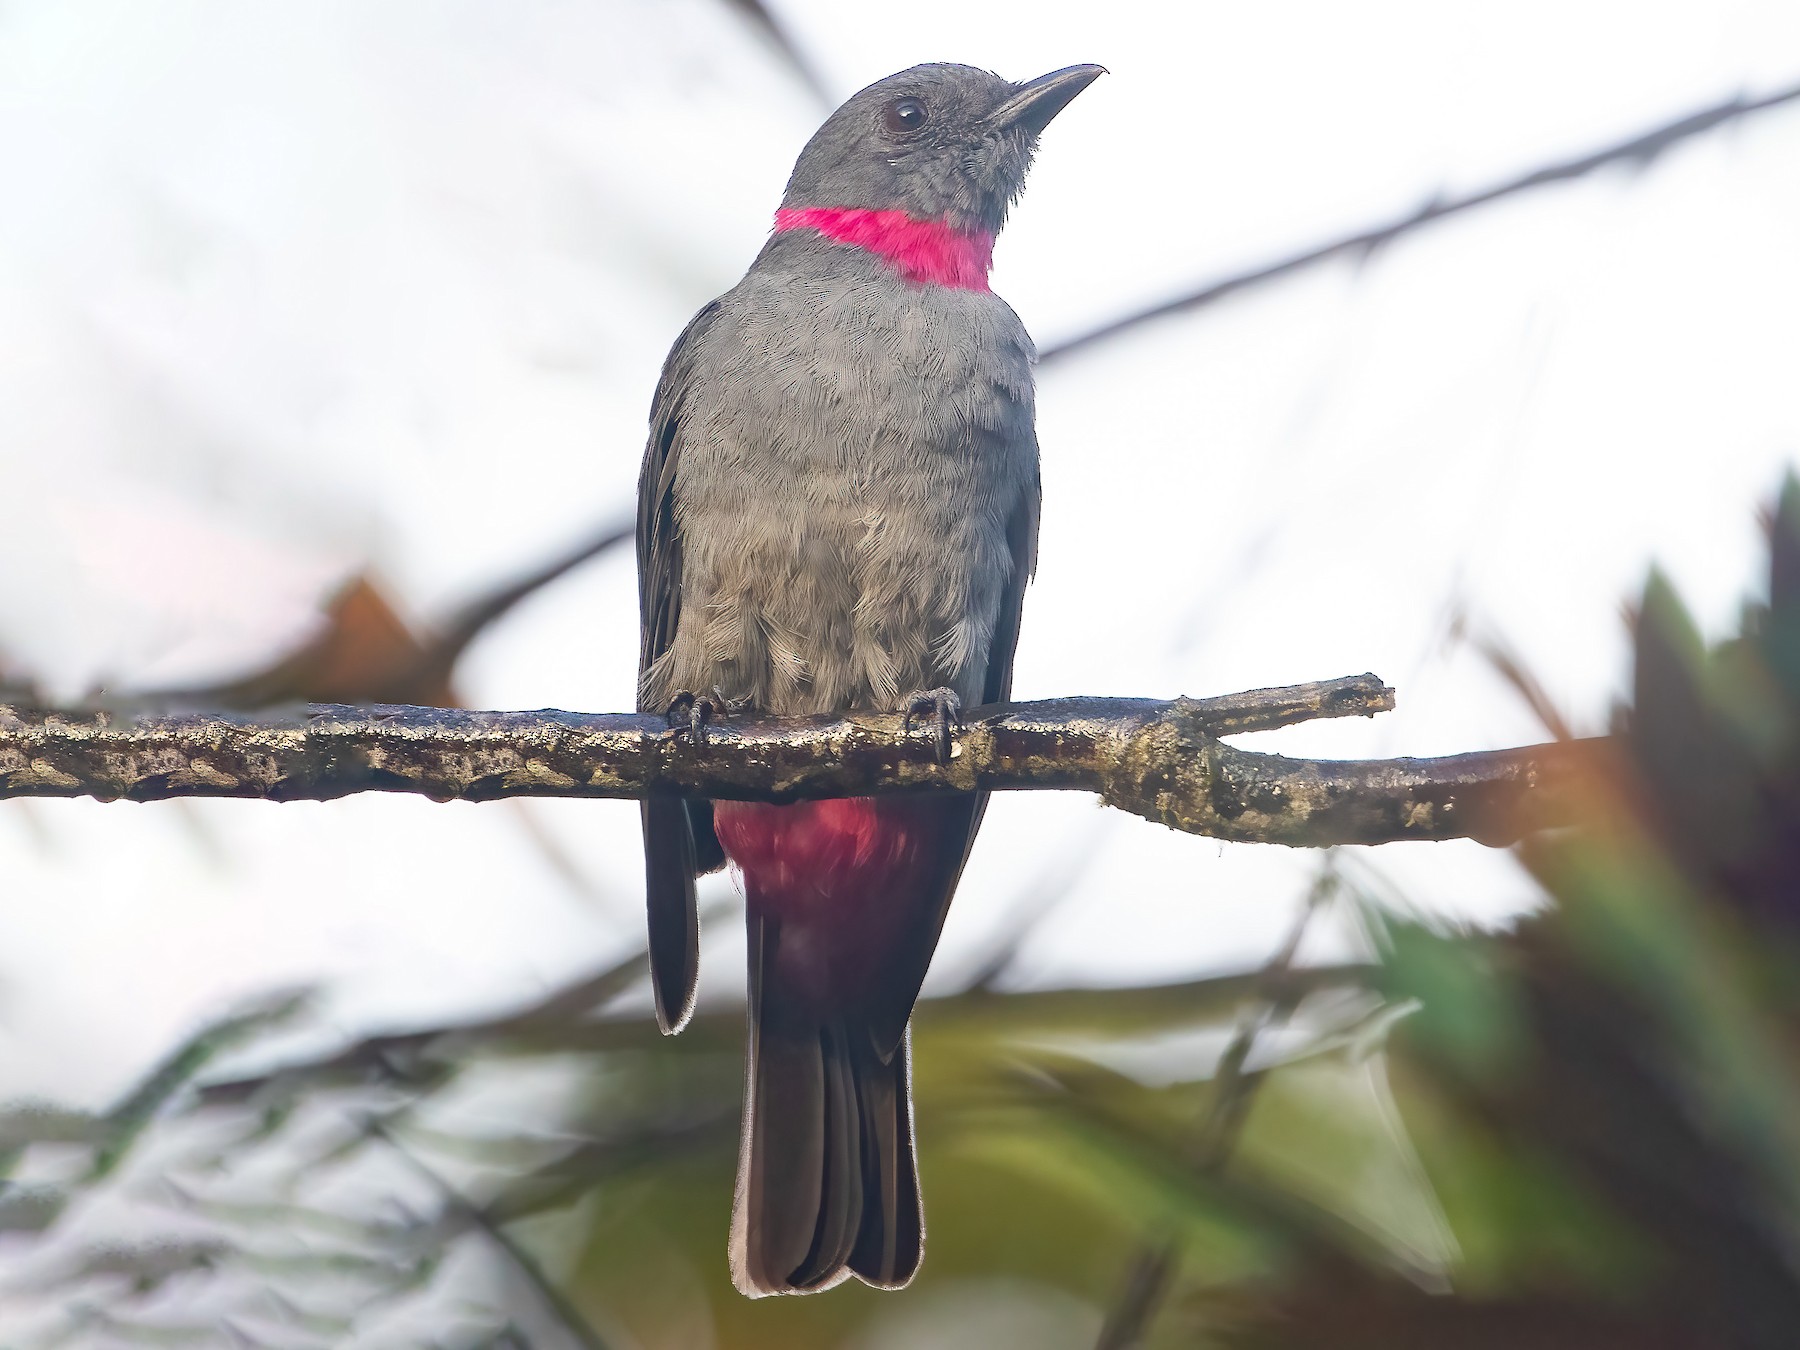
[0,674,1591,846]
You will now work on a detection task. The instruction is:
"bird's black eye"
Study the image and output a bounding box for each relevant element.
[883,96,928,137]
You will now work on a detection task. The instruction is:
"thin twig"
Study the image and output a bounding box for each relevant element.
[1094,867,1335,1350]
[1040,79,1800,364]
[419,521,633,694]
[198,961,1377,1107]
[368,1120,615,1350]
[720,0,834,107]
[146,521,633,713]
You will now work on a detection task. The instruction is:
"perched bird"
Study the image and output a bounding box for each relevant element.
[636,61,1101,1296]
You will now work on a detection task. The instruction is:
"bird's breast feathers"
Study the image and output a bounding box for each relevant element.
[645,242,1038,715]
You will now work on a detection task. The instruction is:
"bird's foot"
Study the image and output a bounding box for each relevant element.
[664,688,750,750]
[901,687,964,766]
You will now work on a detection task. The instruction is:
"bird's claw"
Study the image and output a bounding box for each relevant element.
[664,688,750,750]
[711,687,755,717]
[901,687,964,766]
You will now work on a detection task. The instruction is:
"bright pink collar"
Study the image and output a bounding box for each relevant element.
[773,206,994,292]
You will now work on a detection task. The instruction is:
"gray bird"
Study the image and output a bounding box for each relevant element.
[636,61,1101,1297]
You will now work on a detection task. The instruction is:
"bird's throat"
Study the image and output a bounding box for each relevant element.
[774,207,994,292]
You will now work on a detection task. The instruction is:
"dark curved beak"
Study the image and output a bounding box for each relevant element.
[988,64,1107,135]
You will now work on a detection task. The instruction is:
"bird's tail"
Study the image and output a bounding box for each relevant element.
[729,919,923,1297]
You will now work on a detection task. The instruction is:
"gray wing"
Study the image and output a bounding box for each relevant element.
[865,471,1041,1058]
[638,300,727,1035]
[978,466,1041,710]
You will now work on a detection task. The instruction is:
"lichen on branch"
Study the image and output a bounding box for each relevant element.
[0,674,1591,846]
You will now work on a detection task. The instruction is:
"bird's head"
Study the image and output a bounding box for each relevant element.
[780,62,1104,238]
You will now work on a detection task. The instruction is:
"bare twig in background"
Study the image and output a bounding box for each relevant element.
[1039,78,1800,364]
[958,819,1109,992]
[196,911,732,1108]
[1477,632,1579,743]
[414,520,634,698]
[370,1120,616,1350]
[0,674,1597,845]
[198,960,1375,1108]
[1094,867,1336,1350]
[720,0,834,107]
[150,520,633,712]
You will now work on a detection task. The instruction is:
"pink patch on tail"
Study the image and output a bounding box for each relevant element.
[773,207,994,292]
[714,797,945,1012]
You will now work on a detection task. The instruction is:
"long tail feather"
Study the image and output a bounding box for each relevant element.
[730,918,923,1296]
[642,795,708,1034]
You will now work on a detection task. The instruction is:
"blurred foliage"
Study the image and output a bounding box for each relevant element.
[4,480,1799,1347]
[1221,477,1800,1350]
